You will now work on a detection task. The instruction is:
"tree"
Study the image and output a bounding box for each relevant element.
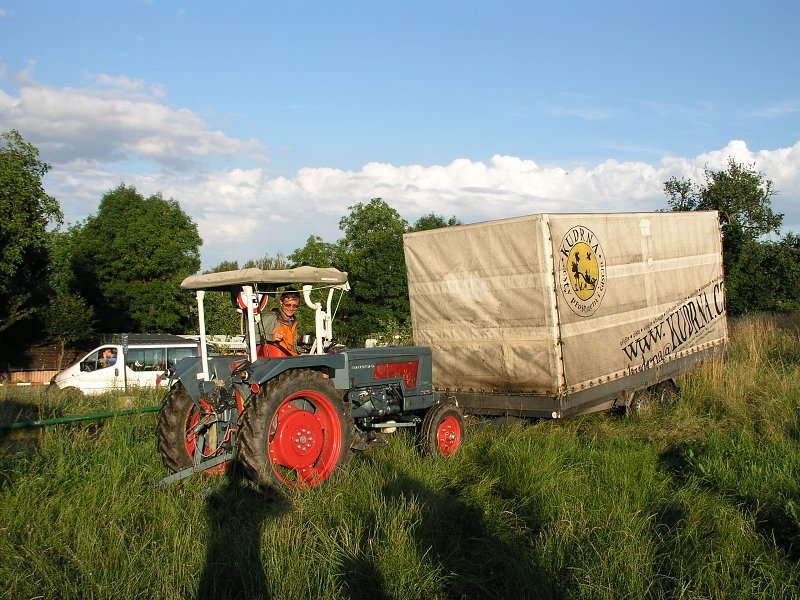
[244,253,288,270]
[726,234,800,314]
[0,130,62,334]
[42,228,97,364]
[336,198,409,344]
[288,236,338,268]
[42,291,97,369]
[664,158,782,238]
[283,207,464,344]
[70,184,202,333]
[192,261,243,337]
[210,259,240,272]
[409,212,462,232]
[664,158,785,315]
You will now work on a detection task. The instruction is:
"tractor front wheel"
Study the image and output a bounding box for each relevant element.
[420,402,465,457]
[237,369,352,489]
[155,383,229,474]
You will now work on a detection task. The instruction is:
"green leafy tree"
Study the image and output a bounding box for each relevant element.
[47,227,80,295]
[70,184,202,333]
[664,158,784,315]
[728,234,800,314]
[0,130,62,335]
[336,198,409,345]
[244,253,287,270]
[43,228,97,364]
[287,237,342,336]
[288,235,338,268]
[664,158,782,237]
[215,260,240,271]
[42,291,97,369]
[284,207,464,345]
[409,212,462,232]
[196,260,243,337]
[365,315,414,346]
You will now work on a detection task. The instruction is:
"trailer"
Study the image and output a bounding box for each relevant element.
[403,211,727,419]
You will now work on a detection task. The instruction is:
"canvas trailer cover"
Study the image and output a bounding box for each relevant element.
[404,211,727,419]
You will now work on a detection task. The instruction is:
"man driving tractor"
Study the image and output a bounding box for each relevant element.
[258,290,301,356]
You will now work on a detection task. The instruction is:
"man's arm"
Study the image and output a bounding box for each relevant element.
[258,311,278,343]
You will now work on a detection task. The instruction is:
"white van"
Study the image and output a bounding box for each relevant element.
[50,334,199,395]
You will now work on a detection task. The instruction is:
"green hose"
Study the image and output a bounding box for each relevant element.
[0,405,161,430]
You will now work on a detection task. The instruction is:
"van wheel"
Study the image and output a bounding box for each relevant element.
[156,383,229,474]
[57,386,83,399]
[238,369,352,489]
[420,402,465,457]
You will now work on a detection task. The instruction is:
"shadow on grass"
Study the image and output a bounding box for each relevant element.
[337,536,392,600]
[374,474,567,600]
[196,472,289,600]
[0,396,61,422]
[0,399,59,454]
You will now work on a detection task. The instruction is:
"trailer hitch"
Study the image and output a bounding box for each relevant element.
[155,450,235,488]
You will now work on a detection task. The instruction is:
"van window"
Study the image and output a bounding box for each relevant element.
[167,347,196,367]
[126,348,166,372]
[81,348,117,372]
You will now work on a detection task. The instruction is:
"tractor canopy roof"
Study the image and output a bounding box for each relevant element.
[180,266,348,291]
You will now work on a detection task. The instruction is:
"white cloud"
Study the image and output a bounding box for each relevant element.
[538,101,615,121]
[0,67,266,167]
[41,140,800,271]
[750,101,800,119]
[3,68,799,270]
[11,59,36,85]
[91,73,146,91]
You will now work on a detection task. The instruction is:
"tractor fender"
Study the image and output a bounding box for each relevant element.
[169,355,202,385]
[168,354,248,403]
[248,353,348,389]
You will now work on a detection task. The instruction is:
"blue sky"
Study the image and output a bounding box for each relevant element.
[2,1,799,269]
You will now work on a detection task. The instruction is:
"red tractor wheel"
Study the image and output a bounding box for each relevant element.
[238,369,352,489]
[420,402,465,457]
[155,383,229,475]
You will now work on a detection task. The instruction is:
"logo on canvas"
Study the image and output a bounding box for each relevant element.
[558,225,607,317]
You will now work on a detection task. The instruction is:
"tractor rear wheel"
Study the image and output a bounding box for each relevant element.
[155,383,229,474]
[237,369,352,489]
[420,402,465,457]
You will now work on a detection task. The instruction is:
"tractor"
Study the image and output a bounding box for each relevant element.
[155,266,464,489]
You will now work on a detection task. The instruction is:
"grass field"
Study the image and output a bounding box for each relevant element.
[1,314,800,599]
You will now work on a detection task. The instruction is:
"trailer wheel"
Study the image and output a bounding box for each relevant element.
[420,402,465,457]
[628,379,680,417]
[238,369,352,489]
[653,379,680,405]
[156,383,229,474]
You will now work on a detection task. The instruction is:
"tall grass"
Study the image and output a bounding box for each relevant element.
[2,313,800,599]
